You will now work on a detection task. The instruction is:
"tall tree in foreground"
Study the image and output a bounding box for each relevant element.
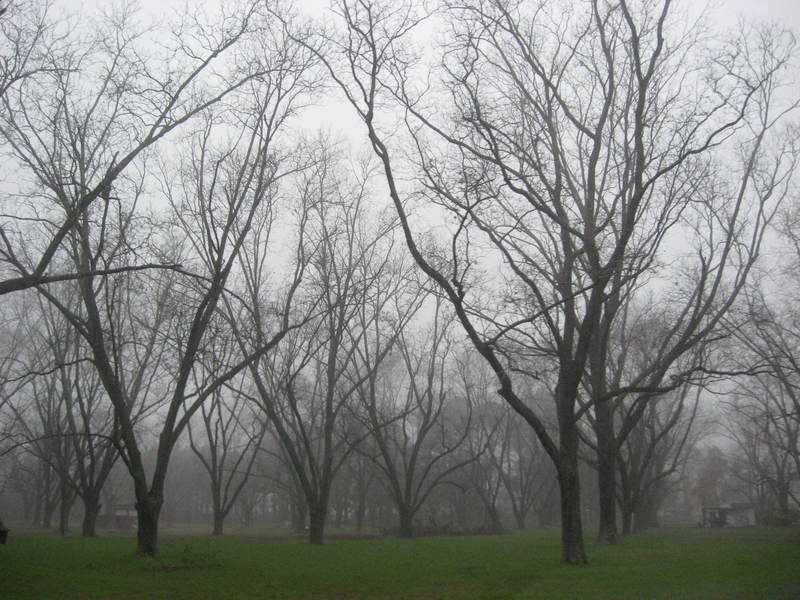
[310,0,798,563]
[28,2,319,555]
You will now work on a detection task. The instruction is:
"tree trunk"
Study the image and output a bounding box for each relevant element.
[596,465,619,544]
[621,506,633,536]
[135,495,162,557]
[557,427,588,565]
[485,505,504,534]
[24,492,34,524]
[38,466,50,528]
[41,470,57,529]
[58,482,74,537]
[210,486,225,535]
[58,501,70,536]
[355,493,366,531]
[81,495,101,537]
[334,500,345,527]
[398,505,414,537]
[617,463,635,537]
[308,503,326,545]
[595,402,620,545]
[212,509,224,536]
[775,483,790,517]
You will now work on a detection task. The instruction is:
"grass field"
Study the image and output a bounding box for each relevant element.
[1,526,798,599]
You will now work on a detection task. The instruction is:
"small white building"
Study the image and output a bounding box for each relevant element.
[701,503,756,527]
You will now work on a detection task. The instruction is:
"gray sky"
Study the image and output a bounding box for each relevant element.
[124,0,800,26]
[86,0,798,143]
[723,0,800,25]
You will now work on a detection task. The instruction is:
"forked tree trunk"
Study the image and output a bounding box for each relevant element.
[240,501,254,528]
[595,418,620,545]
[135,495,162,557]
[618,476,636,536]
[558,468,587,564]
[210,488,225,535]
[635,479,668,533]
[81,494,101,537]
[42,504,54,529]
[621,506,633,536]
[58,481,74,537]
[557,422,588,565]
[58,502,71,536]
[485,505,504,534]
[592,336,620,546]
[41,473,57,529]
[775,484,790,517]
[211,509,224,536]
[398,506,415,538]
[308,504,326,545]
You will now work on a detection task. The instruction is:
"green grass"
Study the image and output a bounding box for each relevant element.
[1,526,798,599]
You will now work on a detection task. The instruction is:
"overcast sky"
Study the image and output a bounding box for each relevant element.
[724,0,800,24]
[123,0,800,26]
[85,0,798,145]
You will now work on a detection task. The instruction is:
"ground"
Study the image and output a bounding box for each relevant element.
[1,526,798,599]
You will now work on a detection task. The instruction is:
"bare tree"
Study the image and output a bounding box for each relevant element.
[253,436,313,532]
[0,1,268,295]
[7,382,75,534]
[729,289,800,498]
[576,295,733,543]
[241,155,420,543]
[0,1,51,101]
[28,297,121,537]
[725,365,800,517]
[25,6,319,555]
[481,397,556,530]
[1,299,67,530]
[187,330,267,536]
[344,444,380,531]
[613,384,702,534]
[722,192,800,515]
[355,297,478,537]
[312,0,797,563]
[0,299,32,450]
[465,402,506,534]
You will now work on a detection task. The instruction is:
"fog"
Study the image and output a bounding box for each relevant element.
[1,0,798,570]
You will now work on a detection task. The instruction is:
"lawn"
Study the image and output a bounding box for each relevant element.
[1,526,798,599]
